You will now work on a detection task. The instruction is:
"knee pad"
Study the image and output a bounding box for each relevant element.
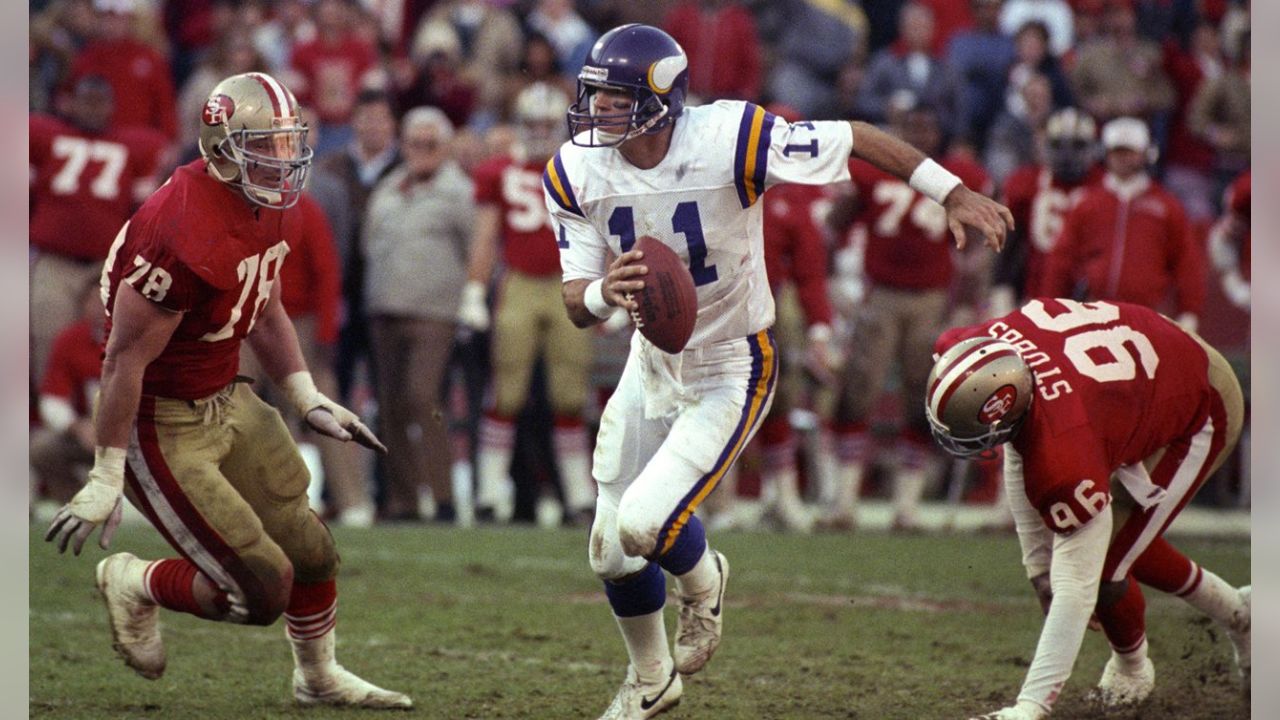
[616,497,663,560]
[588,504,647,581]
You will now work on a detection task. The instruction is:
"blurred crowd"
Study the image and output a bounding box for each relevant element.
[29,0,1251,530]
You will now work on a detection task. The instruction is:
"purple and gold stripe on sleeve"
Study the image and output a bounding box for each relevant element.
[732,103,777,209]
[543,152,584,217]
[654,330,778,557]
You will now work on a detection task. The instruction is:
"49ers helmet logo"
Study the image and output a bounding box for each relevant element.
[978,385,1018,424]
[203,94,235,126]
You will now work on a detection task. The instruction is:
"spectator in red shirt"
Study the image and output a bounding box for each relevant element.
[31,280,104,504]
[1044,116,1205,329]
[29,74,168,385]
[67,0,178,140]
[289,0,379,154]
[662,0,762,102]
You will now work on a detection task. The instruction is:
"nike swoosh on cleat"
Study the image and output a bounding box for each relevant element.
[639,668,678,711]
[710,554,725,617]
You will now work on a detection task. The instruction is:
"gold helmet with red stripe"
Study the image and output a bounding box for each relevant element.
[925,336,1034,457]
[198,72,312,209]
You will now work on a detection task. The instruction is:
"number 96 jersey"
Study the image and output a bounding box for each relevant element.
[546,101,853,347]
[935,298,1224,534]
[101,159,292,400]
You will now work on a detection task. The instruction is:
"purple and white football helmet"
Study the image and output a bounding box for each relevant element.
[567,24,689,147]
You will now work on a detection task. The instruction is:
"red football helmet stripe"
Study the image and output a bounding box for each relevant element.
[932,345,1018,422]
[928,336,1000,401]
[250,73,287,118]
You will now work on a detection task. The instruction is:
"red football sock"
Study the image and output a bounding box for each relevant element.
[1096,576,1148,653]
[285,579,337,640]
[144,558,225,618]
[1131,536,1202,596]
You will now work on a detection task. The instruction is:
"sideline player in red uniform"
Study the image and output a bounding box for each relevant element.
[29,75,168,384]
[44,73,410,709]
[993,108,1102,312]
[825,102,992,531]
[460,82,596,524]
[926,298,1249,719]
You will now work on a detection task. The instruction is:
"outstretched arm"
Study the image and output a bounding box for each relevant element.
[848,121,1014,252]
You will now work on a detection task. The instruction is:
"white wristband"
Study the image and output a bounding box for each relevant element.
[806,323,832,344]
[908,158,963,205]
[282,370,321,416]
[583,278,616,319]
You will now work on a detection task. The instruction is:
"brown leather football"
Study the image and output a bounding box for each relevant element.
[628,235,697,354]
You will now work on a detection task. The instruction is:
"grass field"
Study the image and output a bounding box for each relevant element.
[30,524,1250,719]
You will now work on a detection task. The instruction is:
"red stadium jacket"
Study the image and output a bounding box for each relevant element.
[1044,174,1205,316]
[29,114,168,261]
[279,194,343,345]
[68,39,178,140]
[662,2,761,101]
[472,155,562,277]
[290,36,378,125]
[1002,164,1102,298]
[763,183,832,327]
[40,319,103,417]
[851,153,990,291]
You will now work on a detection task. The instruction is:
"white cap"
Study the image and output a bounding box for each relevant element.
[1101,117,1151,152]
[94,0,140,13]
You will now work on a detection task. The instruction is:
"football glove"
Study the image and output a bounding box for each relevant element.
[45,446,126,555]
[457,281,490,332]
[283,371,387,454]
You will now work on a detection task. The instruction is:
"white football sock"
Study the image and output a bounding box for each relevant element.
[1183,570,1245,627]
[476,417,515,511]
[674,543,717,599]
[615,609,672,684]
[893,467,927,526]
[1114,637,1149,668]
[832,462,865,516]
[553,425,595,512]
[288,625,341,685]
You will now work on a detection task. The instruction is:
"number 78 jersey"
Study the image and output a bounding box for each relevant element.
[546,101,853,346]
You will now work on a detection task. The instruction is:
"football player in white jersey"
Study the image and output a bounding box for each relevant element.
[544,24,1014,719]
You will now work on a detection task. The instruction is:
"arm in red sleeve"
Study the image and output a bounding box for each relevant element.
[789,208,834,326]
[1166,195,1206,317]
[303,200,343,345]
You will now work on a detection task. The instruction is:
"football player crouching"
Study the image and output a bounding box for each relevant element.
[45,73,410,709]
[925,298,1249,719]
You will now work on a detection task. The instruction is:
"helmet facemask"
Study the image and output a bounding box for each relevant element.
[214,120,313,209]
[568,81,670,148]
[925,406,1026,458]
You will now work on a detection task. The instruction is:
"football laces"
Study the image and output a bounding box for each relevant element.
[624,292,644,327]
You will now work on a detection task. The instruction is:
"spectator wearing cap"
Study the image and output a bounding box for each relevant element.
[855,2,957,132]
[289,0,379,154]
[363,107,475,523]
[1070,1,1174,124]
[66,0,178,139]
[945,0,1016,149]
[999,0,1075,56]
[1044,117,1204,330]
[663,0,763,102]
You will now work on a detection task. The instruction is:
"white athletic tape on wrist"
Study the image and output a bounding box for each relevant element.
[584,278,615,319]
[908,158,963,205]
[93,446,127,489]
[283,371,321,415]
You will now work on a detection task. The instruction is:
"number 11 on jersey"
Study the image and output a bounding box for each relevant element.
[609,202,718,286]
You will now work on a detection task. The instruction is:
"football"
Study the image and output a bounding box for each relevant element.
[627,235,697,354]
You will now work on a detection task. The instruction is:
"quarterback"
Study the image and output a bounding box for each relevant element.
[44,73,410,709]
[927,299,1249,719]
[544,24,1013,718]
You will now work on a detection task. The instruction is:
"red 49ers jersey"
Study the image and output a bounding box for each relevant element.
[102,160,293,400]
[1002,164,1101,297]
[473,155,561,277]
[850,153,989,290]
[936,298,1215,533]
[29,114,167,261]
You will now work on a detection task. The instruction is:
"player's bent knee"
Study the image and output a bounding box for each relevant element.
[289,526,340,584]
[1096,578,1129,610]
[240,555,295,626]
[588,511,647,580]
[615,506,661,559]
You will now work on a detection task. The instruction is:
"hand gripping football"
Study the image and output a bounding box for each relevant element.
[626,236,697,354]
